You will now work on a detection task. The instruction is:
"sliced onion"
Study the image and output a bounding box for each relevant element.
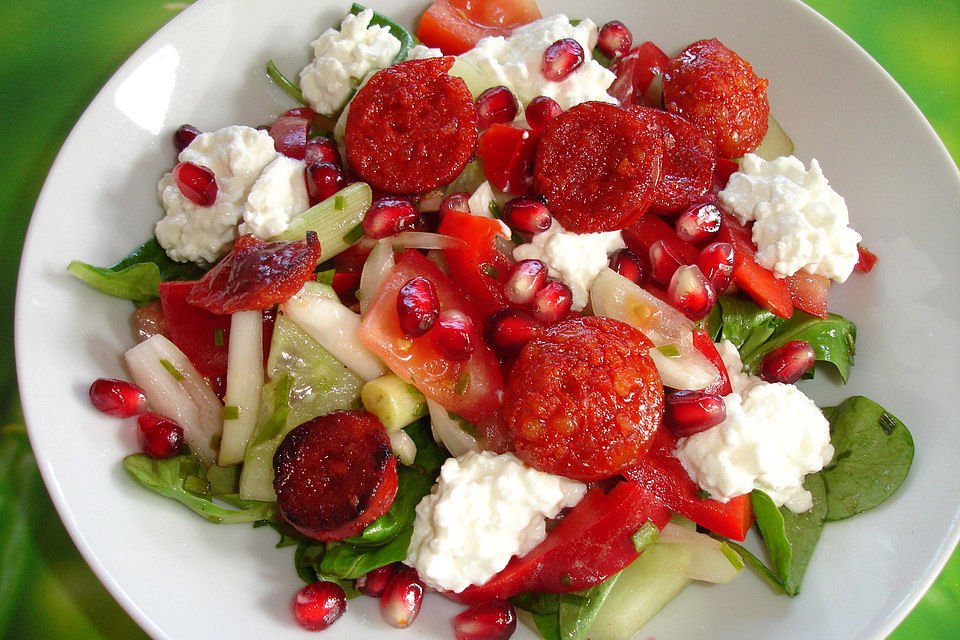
[387,231,464,250]
[427,398,479,457]
[359,239,396,315]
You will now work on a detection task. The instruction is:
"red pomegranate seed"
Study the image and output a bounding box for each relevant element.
[440,192,472,220]
[759,340,816,384]
[380,568,424,629]
[597,21,633,59]
[432,309,475,361]
[293,581,347,631]
[89,378,148,417]
[173,161,217,206]
[172,124,201,154]
[664,390,726,437]
[676,202,722,244]
[697,242,735,293]
[285,107,317,120]
[668,265,716,320]
[269,115,310,160]
[649,240,684,286]
[503,197,552,234]
[136,412,184,459]
[304,136,341,166]
[362,198,419,239]
[530,281,572,324]
[504,259,548,305]
[855,245,878,273]
[524,96,563,131]
[397,277,440,338]
[476,86,519,130]
[454,600,518,640]
[356,563,402,598]
[132,300,168,342]
[610,249,649,287]
[541,38,584,82]
[305,161,345,206]
[484,308,544,357]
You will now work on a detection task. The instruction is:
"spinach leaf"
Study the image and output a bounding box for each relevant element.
[720,541,786,594]
[712,295,782,353]
[343,466,434,546]
[123,454,277,524]
[294,545,361,597]
[349,3,416,63]
[511,573,622,640]
[404,419,449,474]
[820,396,914,521]
[318,527,414,579]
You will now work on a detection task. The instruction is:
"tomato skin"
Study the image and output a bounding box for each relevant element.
[690,329,732,396]
[359,250,504,423]
[447,481,671,603]
[623,428,753,541]
[609,41,669,108]
[438,209,514,311]
[159,281,232,379]
[784,270,829,318]
[477,124,539,195]
[417,0,542,55]
[716,213,793,319]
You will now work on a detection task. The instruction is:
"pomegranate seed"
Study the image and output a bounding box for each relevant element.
[362,198,419,239]
[136,412,184,459]
[380,568,424,629]
[502,197,552,234]
[668,265,716,320]
[304,161,345,206]
[504,259,548,305]
[524,96,563,131]
[132,300,168,342]
[293,581,347,631]
[530,281,572,324]
[597,21,633,59]
[697,242,735,293]
[484,308,543,357]
[664,390,726,437]
[610,249,649,287]
[284,106,317,120]
[269,115,310,160]
[172,124,200,154]
[649,240,684,286]
[541,38,584,82]
[304,136,341,166]
[173,161,217,206]
[759,340,816,384]
[397,277,439,338]
[431,309,475,361]
[440,192,472,219]
[454,600,518,640]
[356,563,402,598]
[89,378,148,417]
[676,202,722,244]
[476,86,519,129]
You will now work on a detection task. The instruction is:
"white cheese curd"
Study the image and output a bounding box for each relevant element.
[299,9,401,115]
[675,381,834,513]
[405,44,443,60]
[513,219,625,311]
[156,125,277,263]
[239,156,310,239]
[719,154,862,282]
[714,339,760,396]
[406,450,586,593]
[451,14,616,110]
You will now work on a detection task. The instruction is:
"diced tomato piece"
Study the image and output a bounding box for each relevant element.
[477,124,540,195]
[438,209,514,311]
[690,329,731,396]
[417,0,542,55]
[716,214,793,319]
[712,157,739,194]
[608,41,669,107]
[331,271,361,304]
[159,281,232,379]
[623,428,753,541]
[855,245,878,273]
[622,214,701,265]
[784,271,829,318]
[448,481,671,603]
[359,250,503,423]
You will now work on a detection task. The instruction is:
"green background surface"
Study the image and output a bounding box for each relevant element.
[0,0,957,638]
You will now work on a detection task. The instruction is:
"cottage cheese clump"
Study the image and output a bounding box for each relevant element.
[719,154,861,282]
[406,451,586,592]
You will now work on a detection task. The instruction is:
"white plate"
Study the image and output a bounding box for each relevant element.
[15,0,960,638]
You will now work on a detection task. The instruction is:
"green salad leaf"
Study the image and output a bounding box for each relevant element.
[512,573,622,640]
[404,418,450,474]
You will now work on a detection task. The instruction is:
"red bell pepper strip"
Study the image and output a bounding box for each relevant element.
[438,208,514,312]
[690,329,732,396]
[716,213,793,319]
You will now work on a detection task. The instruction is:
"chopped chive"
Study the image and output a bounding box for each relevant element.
[560,574,573,586]
[342,223,364,245]
[454,371,471,396]
[488,200,502,218]
[159,359,185,381]
[222,405,240,420]
[316,269,335,285]
[265,60,308,106]
[879,412,897,435]
[213,329,225,348]
[720,542,746,570]
[209,433,221,451]
[631,521,660,552]
[657,343,681,358]
[481,264,500,279]
[334,195,345,210]
[695,489,711,500]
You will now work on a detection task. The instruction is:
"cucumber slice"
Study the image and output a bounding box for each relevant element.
[658,522,744,584]
[277,182,372,263]
[361,374,427,432]
[753,114,794,160]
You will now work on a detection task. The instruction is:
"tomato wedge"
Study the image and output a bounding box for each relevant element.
[477,124,540,195]
[159,281,232,379]
[623,428,753,541]
[690,329,732,396]
[447,481,671,603]
[438,208,514,311]
[359,250,504,423]
[716,213,793,319]
[417,0,542,55]
[784,270,829,318]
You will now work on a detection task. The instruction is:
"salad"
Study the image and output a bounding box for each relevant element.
[66,1,915,638]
